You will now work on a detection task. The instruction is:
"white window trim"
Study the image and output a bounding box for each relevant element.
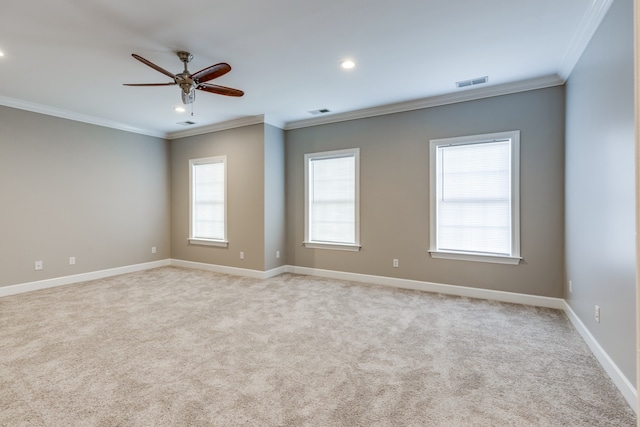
[303,242,361,251]
[304,148,361,252]
[428,131,521,265]
[188,156,229,248]
[188,238,229,248]
[428,250,521,265]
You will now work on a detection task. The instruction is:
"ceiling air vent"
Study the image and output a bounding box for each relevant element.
[455,76,488,89]
[177,120,197,126]
[308,108,331,115]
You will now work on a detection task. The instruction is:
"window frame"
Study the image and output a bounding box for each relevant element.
[304,148,361,252]
[428,131,521,265]
[188,155,228,248]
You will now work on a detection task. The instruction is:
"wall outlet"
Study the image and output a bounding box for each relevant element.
[393,259,399,268]
[240,251,245,260]
[569,280,572,293]
[151,246,157,254]
[69,256,76,265]
[595,305,601,323]
[276,250,280,259]
[34,260,43,271]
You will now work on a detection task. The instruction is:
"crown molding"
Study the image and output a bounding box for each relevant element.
[1,73,566,138]
[166,115,266,139]
[0,95,270,138]
[284,74,565,131]
[0,95,164,138]
[558,0,615,79]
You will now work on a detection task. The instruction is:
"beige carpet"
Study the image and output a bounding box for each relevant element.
[0,267,635,426]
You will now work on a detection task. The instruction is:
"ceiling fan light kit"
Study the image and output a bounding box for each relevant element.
[123,51,244,105]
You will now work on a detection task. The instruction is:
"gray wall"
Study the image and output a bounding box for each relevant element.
[264,124,286,271]
[170,124,266,271]
[565,0,636,385]
[286,87,565,297]
[0,107,170,287]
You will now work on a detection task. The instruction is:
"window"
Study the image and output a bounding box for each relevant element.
[189,156,228,247]
[304,148,360,251]
[429,131,521,264]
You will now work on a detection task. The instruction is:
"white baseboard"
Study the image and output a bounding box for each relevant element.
[0,260,170,298]
[0,259,283,298]
[169,259,286,280]
[564,302,637,413]
[286,265,565,309]
[264,265,288,278]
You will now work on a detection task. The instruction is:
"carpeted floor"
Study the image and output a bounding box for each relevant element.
[0,267,636,426]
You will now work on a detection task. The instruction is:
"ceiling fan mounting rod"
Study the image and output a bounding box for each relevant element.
[175,51,196,101]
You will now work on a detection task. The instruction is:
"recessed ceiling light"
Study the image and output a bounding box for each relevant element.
[174,106,186,113]
[340,60,355,70]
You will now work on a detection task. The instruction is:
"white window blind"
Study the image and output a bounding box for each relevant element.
[189,156,227,246]
[437,141,511,254]
[429,131,520,264]
[304,149,360,250]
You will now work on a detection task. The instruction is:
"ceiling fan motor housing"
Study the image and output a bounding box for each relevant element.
[175,73,195,93]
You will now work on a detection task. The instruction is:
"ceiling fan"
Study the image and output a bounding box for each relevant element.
[124,51,244,104]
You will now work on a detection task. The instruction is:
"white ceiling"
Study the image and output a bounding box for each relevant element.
[0,0,611,138]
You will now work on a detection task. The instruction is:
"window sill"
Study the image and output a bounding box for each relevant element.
[188,238,229,248]
[429,250,521,265]
[303,242,361,252]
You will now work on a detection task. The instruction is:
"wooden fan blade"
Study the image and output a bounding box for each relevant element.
[191,63,231,83]
[123,82,176,86]
[197,83,244,97]
[131,54,176,79]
